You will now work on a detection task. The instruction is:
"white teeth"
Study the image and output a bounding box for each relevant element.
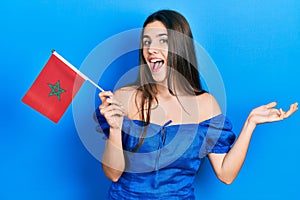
[150,59,162,63]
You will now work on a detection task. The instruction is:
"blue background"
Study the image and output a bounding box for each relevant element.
[1,0,299,199]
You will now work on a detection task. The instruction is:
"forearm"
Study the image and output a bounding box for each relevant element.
[102,128,125,182]
[215,117,256,184]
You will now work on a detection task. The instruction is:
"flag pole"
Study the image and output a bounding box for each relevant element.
[51,50,105,92]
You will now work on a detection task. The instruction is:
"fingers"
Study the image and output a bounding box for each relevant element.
[265,101,277,109]
[98,91,126,120]
[282,102,298,119]
[100,104,126,117]
[291,102,299,111]
[272,102,299,120]
[99,91,122,108]
[268,108,282,121]
[99,91,113,103]
[98,92,126,129]
[251,101,297,124]
[273,108,281,116]
[279,108,284,120]
[99,97,124,112]
[106,97,123,107]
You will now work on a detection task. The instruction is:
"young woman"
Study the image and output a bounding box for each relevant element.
[97,10,298,199]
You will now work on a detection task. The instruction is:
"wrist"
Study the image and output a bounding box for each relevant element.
[246,114,257,130]
[109,127,123,145]
[110,127,122,133]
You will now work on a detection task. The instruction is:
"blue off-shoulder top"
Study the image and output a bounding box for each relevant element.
[97,113,236,200]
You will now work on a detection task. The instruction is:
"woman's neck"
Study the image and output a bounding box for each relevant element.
[155,81,178,99]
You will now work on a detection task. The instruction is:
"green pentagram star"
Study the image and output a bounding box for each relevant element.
[48,80,66,101]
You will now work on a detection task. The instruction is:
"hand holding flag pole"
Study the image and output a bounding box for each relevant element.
[22,50,105,123]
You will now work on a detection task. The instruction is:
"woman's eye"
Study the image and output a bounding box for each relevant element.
[143,40,151,46]
[160,39,168,44]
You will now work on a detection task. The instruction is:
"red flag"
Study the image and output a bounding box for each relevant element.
[22,51,85,123]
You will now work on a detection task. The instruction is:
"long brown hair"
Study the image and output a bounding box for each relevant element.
[132,10,206,152]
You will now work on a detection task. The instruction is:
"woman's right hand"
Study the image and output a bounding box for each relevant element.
[99,91,126,130]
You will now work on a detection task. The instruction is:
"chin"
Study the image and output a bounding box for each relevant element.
[152,75,167,84]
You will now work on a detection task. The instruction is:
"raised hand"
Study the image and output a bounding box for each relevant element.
[99,91,126,130]
[248,102,298,125]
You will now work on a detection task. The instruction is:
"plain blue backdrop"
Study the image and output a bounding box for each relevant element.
[1,0,299,199]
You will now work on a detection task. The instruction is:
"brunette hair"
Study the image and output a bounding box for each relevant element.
[132,10,206,152]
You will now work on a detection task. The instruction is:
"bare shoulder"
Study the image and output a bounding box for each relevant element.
[113,86,137,103]
[196,92,222,119]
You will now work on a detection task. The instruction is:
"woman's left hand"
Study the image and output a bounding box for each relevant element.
[248,102,298,126]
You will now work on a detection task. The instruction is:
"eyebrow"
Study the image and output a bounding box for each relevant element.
[157,33,168,37]
[142,33,168,39]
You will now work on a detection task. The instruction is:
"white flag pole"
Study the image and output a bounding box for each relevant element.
[52,50,105,92]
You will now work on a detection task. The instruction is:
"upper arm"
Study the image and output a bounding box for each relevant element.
[200,93,227,177]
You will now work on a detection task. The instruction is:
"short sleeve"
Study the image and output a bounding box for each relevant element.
[200,114,236,156]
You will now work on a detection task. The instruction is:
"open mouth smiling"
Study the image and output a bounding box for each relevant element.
[149,58,164,72]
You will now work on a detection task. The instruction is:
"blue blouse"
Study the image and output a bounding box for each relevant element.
[98,114,236,199]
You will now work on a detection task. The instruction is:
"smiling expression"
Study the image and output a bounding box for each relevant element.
[142,21,169,84]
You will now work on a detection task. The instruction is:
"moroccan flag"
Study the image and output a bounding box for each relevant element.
[22,51,86,123]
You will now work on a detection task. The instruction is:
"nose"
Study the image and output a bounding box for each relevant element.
[148,42,159,54]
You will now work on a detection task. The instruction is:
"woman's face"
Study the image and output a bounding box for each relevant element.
[142,21,169,84]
